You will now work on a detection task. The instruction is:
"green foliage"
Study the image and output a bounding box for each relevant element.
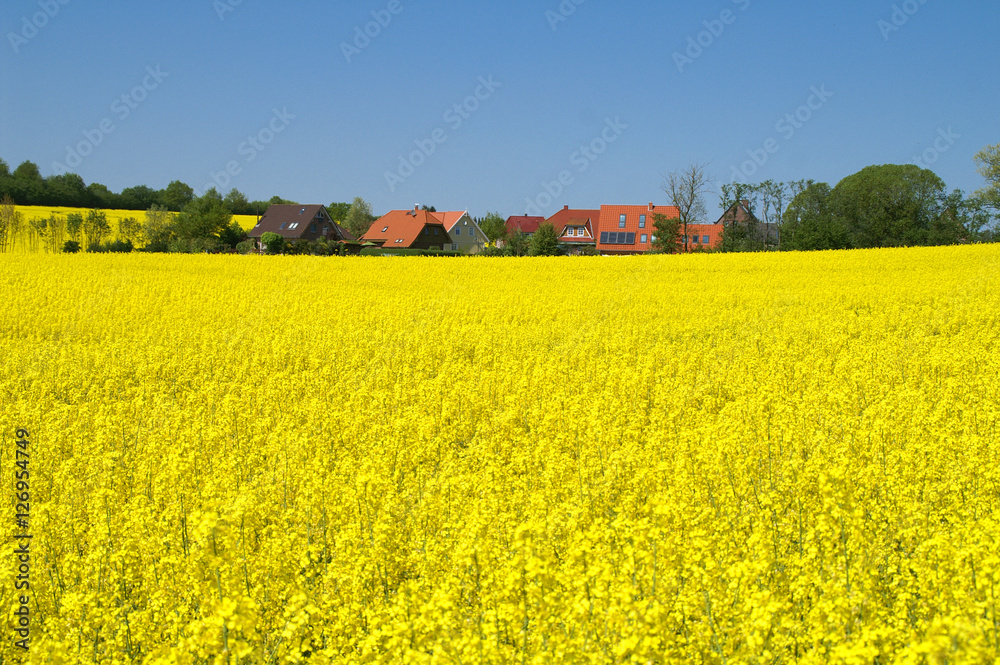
[345,197,376,239]
[974,143,1000,211]
[506,229,530,257]
[528,222,560,256]
[118,216,142,244]
[651,214,681,253]
[143,204,176,252]
[175,189,233,240]
[223,189,253,215]
[326,202,351,223]
[260,232,285,255]
[827,164,953,248]
[781,182,849,251]
[218,221,248,249]
[83,209,111,246]
[87,239,133,253]
[478,212,508,245]
[62,240,81,253]
[160,180,195,211]
[65,213,83,242]
[235,239,257,255]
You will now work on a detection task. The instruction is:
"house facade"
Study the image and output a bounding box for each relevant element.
[545,206,599,254]
[435,211,488,254]
[249,205,355,246]
[596,203,722,254]
[362,207,452,250]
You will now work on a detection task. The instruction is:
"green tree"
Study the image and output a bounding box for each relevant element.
[160,180,195,211]
[260,232,285,255]
[11,160,44,205]
[83,209,111,248]
[118,216,142,245]
[175,189,233,240]
[662,162,713,252]
[219,221,248,249]
[507,229,529,257]
[974,143,1000,212]
[143,204,176,252]
[86,183,119,209]
[478,212,508,245]
[827,164,951,248]
[66,212,84,243]
[223,188,251,215]
[0,195,20,252]
[119,185,160,211]
[528,222,560,256]
[651,214,682,253]
[46,173,88,207]
[345,197,375,239]
[326,202,351,223]
[781,181,850,251]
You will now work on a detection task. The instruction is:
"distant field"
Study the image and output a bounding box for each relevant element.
[7,205,259,252]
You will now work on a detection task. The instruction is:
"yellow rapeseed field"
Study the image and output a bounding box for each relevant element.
[5,206,259,253]
[1,246,998,663]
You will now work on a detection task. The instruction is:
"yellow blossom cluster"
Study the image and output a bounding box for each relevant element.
[1,245,998,663]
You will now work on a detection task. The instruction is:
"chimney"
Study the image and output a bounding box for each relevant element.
[648,202,654,211]
[564,205,569,210]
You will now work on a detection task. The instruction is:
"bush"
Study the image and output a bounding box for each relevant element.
[260,232,284,255]
[62,240,81,254]
[236,240,257,255]
[87,239,133,253]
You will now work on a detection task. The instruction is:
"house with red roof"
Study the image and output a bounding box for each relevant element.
[249,205,355,247]
[545,206,599,254]
[435,211,488,254]
[596,203,722,254]
[504,215,545,237]
[361,207,452,250]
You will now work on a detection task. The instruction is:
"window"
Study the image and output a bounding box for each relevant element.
[323,226,329,235]
[451,244,458,251]
[703,235,710,244]
[279,223,287,230]
[619,214,626,228]
[568,228,575,237]
[454,227,461,236]
[381,226,389,233]
[395,239,404,244]
[639,214,646,228]
[640,234,648,244]
[310,224,317,234]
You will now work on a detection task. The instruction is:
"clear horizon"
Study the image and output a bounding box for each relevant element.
[2,0,996,220]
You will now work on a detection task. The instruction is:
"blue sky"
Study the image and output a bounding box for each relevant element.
[1,0,997,220]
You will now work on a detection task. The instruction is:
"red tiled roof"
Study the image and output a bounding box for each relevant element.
[362,209,452,248]
[505,216,544,235]
[596,204,679,253]
[433,210,469,231]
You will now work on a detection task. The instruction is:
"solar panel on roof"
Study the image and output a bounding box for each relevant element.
[626,233,635,244]
[600,232,609,243]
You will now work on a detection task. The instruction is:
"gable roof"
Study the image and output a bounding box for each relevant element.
[505,215,545,235]
[596,203,681,253]
[362,209,452,247]
[250,205,355,241]
[545,206,601,236]
[432,210,469,231]
[716,200,758,225]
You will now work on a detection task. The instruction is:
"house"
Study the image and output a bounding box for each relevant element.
[545,206,600,254]
[596,203,722,254]
[504,215,545,237]
[249,205,355,248]
[716,200,778,248]
[362,207,452,250]
[435,211,488,254]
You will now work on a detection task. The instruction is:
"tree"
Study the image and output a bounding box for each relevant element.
[827,164,952,248]
[143,204,176,252]
[219,221,248,249]
[11,161,44,205]
[528,222,560,256]
[974,143,1000,214]
[46,173,88,207]
[260,232,285,255]
[662,162,713,252]
[507,229,529,257]
[781,181,850,251]
[119,185,160,211]
[0,195,21,252]
[160,180,195,211]
[118,216,142,245]
[83,209,111,248]
[478,212,507,245]
[345,197,375,239]
[66,213,84,243]
[86,183,119,209]
[326,202,351,223]
[175,189,233,240]
[223,189,251,215]
[718,183,759,252]
[651,214,682,253]
[758,179,788,249]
